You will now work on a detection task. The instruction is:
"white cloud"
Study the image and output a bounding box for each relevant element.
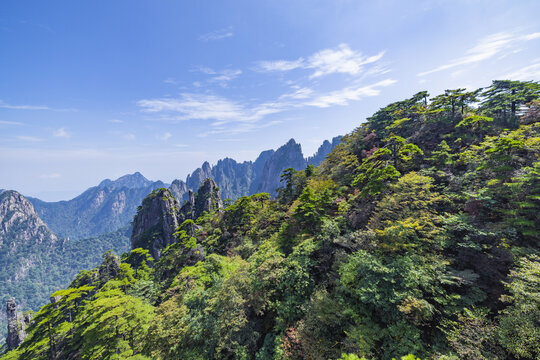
[418,31,540,76]
[157,132,172,141]
[305,79,397,108]
[308,45,385,78]
[138,43,394,136]
[193,67,242,86]
[53,127,71,139]
[198,120,283,137]
[163,78,179,85]
[0,100,76,112]
[16,135,44,142]
[198,27,233,42]
[0,100,50,110]
[138,93,265,123]
[0,120,23,125]
[138,78,396,131]
[279,87,315,100]
[257,58,305,72]
[255,44,385,78]
[123,133,136,140]
[109,119,124,123]
[503,59,540,80]
[521,32,540,41]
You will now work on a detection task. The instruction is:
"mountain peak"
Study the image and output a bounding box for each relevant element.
[98,172,152,190]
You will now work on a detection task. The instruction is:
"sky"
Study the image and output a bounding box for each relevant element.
[1,0,539,201]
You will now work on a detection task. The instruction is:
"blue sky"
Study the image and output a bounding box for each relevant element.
[1,0,539,201]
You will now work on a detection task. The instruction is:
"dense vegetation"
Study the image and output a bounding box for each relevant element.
[0,227,131,345]
[3,80,539,360]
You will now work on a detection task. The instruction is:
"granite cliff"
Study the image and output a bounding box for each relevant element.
[179,136,342,200]
[131,179,223,260]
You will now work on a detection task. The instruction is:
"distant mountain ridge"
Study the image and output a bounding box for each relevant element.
[180,136,342,200]
[26,136,341,240]
[29,174,166,240]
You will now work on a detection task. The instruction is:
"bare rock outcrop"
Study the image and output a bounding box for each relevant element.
[6,298,31,350]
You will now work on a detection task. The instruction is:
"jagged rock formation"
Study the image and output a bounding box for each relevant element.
[169,179,189,203]
[0,190,130,345]
[131,189,182,260]
[257,139,307,196]
[131,180,223,260]
[307,136,343,165]
[186,161,212,191]
[181,137,342,200]
[6,298,30,350]
[29,172,166,240]
[193,179,223,219]
[0,190,57,248]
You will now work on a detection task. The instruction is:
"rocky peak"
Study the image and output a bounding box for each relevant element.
[257,139,307,196]
[6,298,30,350]
[98,171,153,190]
[130,188,181,260]
[307,135,343,166]
[0,190,57,248]
[169,179,189,203]
[194,178,223,219]
[186,161,213,190]
[131,180,223,260]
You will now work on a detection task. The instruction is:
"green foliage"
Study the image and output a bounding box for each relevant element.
[4,80,540,360]
[497,256,540,359]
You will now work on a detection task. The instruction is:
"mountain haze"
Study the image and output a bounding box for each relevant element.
[29,173,166,240]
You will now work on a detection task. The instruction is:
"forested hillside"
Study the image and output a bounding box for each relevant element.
[3,80,539,360]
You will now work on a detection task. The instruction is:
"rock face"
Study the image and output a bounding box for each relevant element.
[131,189,182,260]
[193,179,223,219]
[307,136,343,166]
[257,139,307,196]
[29,172,166,240]
[0,190,57,248]
[169,179,189,203]
[186,161,212,191]
[6,298,29,350]
[179,137,341,200]
[131,181,223,260]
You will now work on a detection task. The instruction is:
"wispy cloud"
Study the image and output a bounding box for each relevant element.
[0,100,50,110]
[0,100,77,112]
[123,133,136,140]
[53,127,71,139]
[192,66,242,86]
[257,58,305,72]
[0,120,24,126]
[138,79,395,131]
[198,26,233,42]
[138,44,393,136]
[305,79,397,108]
[418,32,540,76]
[503,58,540,80]
[109,119,124,124]
[198,120,284,137]
[256,44,385,78]
[163,78,180,85]
[16,135,44,142]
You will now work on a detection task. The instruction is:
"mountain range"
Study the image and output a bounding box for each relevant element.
[28,137,341,240]
[0,136,341,344]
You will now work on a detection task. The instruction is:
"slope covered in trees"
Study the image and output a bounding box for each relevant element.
[3,80,539,360]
